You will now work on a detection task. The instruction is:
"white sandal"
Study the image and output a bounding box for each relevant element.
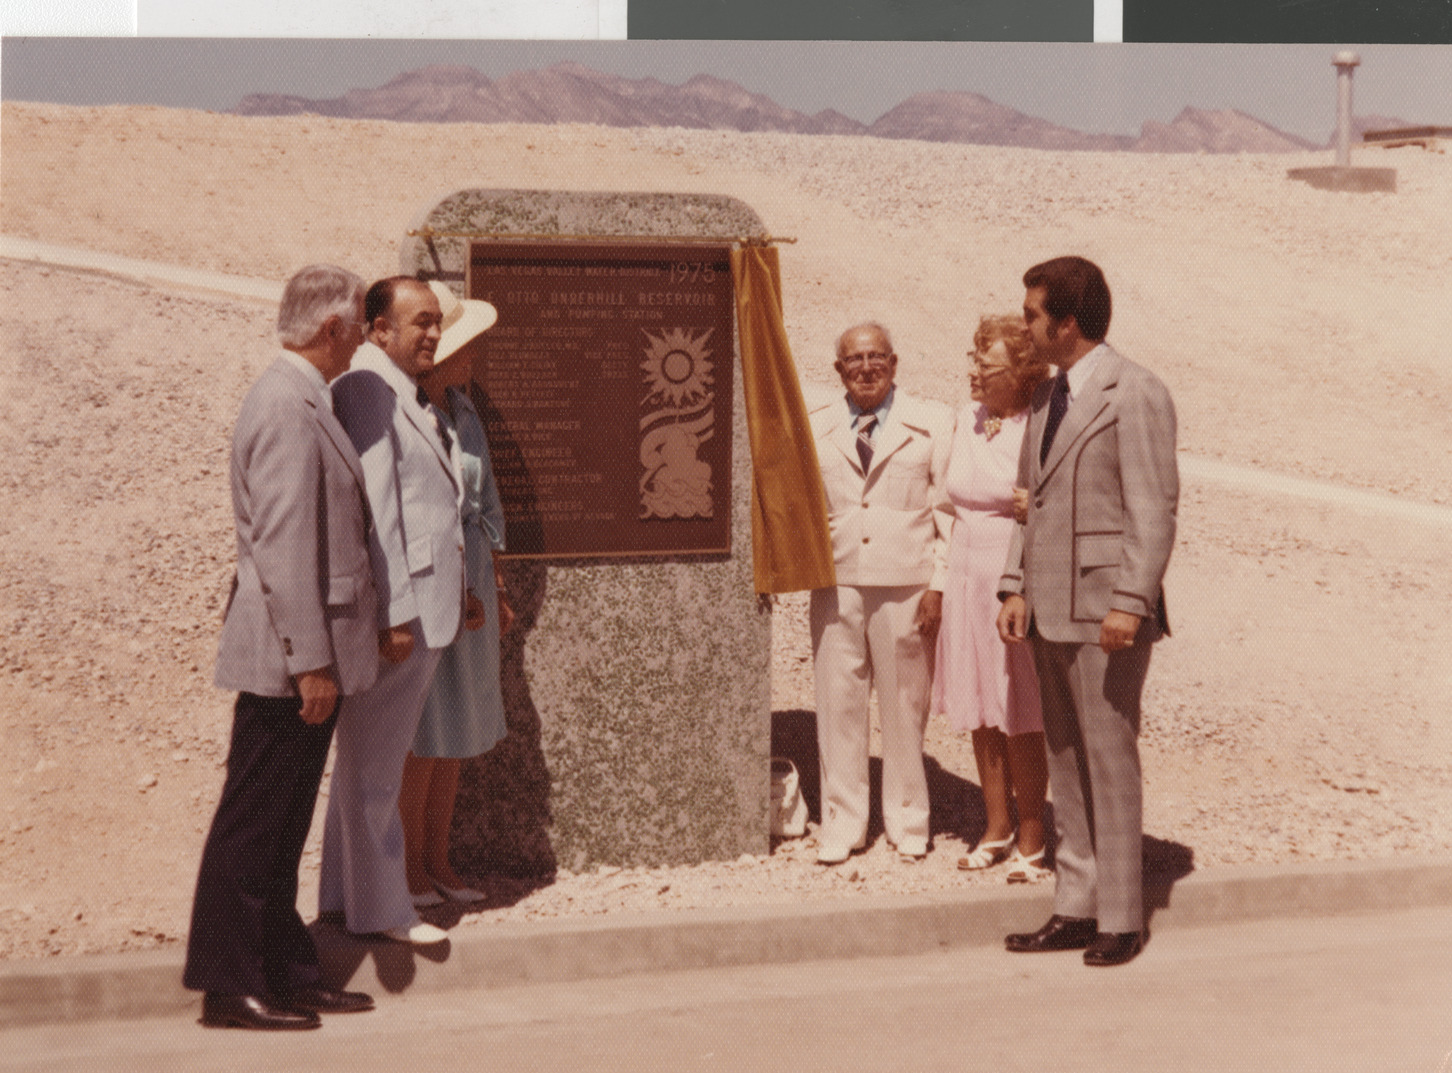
[1005,847,1052,884]
[957,833,1015,871]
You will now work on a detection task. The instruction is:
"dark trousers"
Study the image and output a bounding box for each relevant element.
[183,691,337,996]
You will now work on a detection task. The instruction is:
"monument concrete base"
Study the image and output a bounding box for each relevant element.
[1286,166,1397,193]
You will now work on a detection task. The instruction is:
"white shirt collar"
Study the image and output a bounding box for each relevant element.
[349,341,422,405]
[1064,342,1109,401]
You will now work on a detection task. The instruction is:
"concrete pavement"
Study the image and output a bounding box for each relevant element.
[4,856,1452,1038]
[5,900,1451,1072]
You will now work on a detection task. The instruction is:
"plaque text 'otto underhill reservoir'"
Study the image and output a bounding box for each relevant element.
[469,242,735,558]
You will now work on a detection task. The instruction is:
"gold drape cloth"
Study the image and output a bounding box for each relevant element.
[731,245,835,594]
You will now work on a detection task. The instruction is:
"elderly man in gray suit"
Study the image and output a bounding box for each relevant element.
[319,277,468,946]
[997,256,1178,967]
[184,264,378,1029]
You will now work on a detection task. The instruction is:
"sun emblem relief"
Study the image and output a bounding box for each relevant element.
[639,328,715,519]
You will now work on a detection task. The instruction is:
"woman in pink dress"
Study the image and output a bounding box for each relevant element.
[933,315,1053,883]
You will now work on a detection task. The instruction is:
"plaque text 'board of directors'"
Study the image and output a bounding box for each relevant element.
[468,243,735,559]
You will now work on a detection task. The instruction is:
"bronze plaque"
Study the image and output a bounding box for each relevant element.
[467,242,734,558]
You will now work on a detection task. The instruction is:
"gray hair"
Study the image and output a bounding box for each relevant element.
[836,321,894,359]
[277,264,366,348]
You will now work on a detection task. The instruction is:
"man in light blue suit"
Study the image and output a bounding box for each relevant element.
[320,277,467,945]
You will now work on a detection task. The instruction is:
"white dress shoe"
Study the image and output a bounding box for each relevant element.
[815,839,868,865]
[410,889,445,909]
[381,921,449,945]
[431,877,486,903]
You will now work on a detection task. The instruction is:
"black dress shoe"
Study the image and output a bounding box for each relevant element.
[276,986,375,1014]
[1083,931,1144,966]
[1005,915,1099,953]
[201,993,320,1030]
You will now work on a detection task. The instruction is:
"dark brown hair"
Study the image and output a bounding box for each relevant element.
[1022,256,1111,342]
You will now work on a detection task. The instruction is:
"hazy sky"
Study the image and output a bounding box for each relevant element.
[3,39,1448,140]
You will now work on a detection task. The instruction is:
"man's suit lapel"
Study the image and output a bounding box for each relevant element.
[355,344,460,492]
[1038,349,1122,485]
[865,408,913,482]
[400,397,458,484]
[268,358,365,488]
[818,394,916,481]
[822,410,864,475]
[272,356,373,527]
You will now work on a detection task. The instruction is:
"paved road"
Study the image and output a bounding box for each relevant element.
[9,905,1450,1073]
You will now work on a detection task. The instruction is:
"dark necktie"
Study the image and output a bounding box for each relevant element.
[417,385,453,454]
[856,415,877,472]
[1039,372,1070,465]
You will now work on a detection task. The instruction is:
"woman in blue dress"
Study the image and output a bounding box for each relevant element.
[401,282,513,906]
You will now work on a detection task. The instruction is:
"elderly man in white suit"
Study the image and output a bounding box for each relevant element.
[185,264,378,1029]
[998,256,1178,967]
[808,322,954,865]
[320,277,469,945]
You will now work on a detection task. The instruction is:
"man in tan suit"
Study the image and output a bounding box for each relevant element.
[997,256,1178,966]
[808,323,954,864]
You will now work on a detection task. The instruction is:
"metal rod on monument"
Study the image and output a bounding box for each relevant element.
[1333,50,1361,168]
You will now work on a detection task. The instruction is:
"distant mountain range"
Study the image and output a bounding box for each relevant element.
[232,63,1408,155]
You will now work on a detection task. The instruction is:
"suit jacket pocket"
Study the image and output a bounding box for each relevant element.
[1074,532,1122,572]
[407,534,436,577]
[1071,532,1120,622]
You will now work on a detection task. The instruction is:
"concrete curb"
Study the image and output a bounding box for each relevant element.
[5,855,1451,1029]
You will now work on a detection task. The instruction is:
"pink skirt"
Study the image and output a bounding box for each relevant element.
[932,512,1043,736]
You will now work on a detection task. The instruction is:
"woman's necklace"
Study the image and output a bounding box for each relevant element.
[983,414,1003,440]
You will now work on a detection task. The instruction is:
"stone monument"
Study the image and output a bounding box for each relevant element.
[400,189,774,875]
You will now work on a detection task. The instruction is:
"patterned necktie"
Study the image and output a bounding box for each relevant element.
[856,415,877,472]
[416,385,453,454]
[1039,372,1070,465]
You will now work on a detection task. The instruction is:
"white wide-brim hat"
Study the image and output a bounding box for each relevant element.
[428,280,498,366]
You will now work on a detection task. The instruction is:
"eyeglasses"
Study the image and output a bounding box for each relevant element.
[839,350,893,369]
[971,355,1013,380]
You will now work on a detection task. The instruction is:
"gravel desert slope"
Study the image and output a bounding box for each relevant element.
[1,102,1449,959]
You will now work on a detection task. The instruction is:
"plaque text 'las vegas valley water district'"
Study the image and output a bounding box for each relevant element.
[467,243,735,558]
